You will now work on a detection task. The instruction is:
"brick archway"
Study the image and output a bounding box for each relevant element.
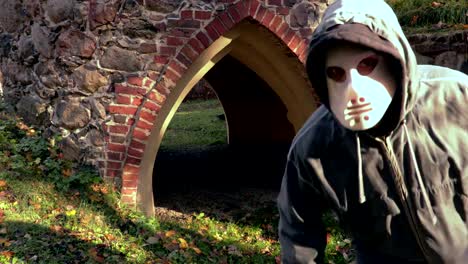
[103,0,319,215]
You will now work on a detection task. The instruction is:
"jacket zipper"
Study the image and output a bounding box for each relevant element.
[375,136,431,262]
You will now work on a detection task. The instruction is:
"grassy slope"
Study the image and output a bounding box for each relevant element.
[0,99,353,263]
[386,0,468,33]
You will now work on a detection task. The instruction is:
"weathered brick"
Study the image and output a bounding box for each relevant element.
[123,164,140,174]
[116,95,131,105]
[205,23,220,41]
[108,161,123,170]
[115,85,146,96]
[195,10,212,20]
[228,6,242,23]
[289,34,301,53]
[262,10,275,26]
[219,12,234,29]
[106,169,121,178]
[234,0,248,16]
[269,16,283,31]
[168,19,200,29]
[127,76,144,86]
[255,6,267,21]
[133,128,149,141]
[176,53,192,68]
[121,187,138,195]
[249,0,261,16]
[108,143,126,152]
[108,105,138,115]
[283,29,295,45]
[196,31,211,48]
[121,194,136,204]
[144,79,155,88]
[132,97,143,106]
[114,115,127,124]
[139,43,158,53]
[136,120,153,130]
[164,68,180,83]
[155,82,171,96]
[181,10,193,19]
[276,7,289,15]
[130,140,146,150]
[148,90,166,104]
[108,152,122,161]
[110,135,126,144]
[276,21,289,37]
[122,179,138,188]
[154,55,169,64]
[140,110,157,122]
[128,147,144,158]
[189,38,205,54]
[160,46,177,56]
[126,157,142,166]
[122,173,138,182]
[181,46,199,62]
[109,125,130,134]
[144,100,161,112]
[169,60,187,75]
[296,40,308,57]
[166,36,185,46]
[268,0,282,6]
[211,17,227,35]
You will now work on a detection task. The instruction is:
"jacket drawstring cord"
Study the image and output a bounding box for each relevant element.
[356,133,366,204]
[403,120,438,225]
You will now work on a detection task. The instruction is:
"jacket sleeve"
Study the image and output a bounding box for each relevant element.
[277,152,328,264]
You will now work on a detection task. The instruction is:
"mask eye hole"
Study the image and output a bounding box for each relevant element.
[326,66,346,82]
[357,55,379,75]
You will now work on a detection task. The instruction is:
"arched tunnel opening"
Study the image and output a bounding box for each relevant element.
[152,54,295,217]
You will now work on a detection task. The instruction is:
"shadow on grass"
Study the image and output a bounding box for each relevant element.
[1,173,280,263]
[153,143,288,241]
[2,221,126,263]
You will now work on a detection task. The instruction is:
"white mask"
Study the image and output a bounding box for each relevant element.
[325,44,397,131]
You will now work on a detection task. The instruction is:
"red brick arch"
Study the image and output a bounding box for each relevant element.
[103,0,313,208]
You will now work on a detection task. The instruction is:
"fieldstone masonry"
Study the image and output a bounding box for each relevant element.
[0,0,466,207]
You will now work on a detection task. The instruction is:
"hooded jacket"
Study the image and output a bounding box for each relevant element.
[277,0,468,263]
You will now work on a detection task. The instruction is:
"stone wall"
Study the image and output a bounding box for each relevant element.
[0,0,331,205]
[409,31,468,73]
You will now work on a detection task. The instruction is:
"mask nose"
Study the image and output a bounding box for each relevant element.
[347,69,365,105]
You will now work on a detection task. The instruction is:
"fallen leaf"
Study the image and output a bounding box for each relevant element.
[0,180,7,188]
[88,247,105,263]
[178,238,188,249]
[431,1,442,8]
[105,234,115,241]
[0,238,11,247]
[65,209,76,217]
[165,230,176,238]
[191,246,202,254]
[62,168,72,177]
[0,251,14,259]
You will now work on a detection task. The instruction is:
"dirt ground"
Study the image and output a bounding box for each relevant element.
[152,144,285,231]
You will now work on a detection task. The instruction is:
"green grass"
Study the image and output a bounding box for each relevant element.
[0,99,352,263]
[386,0,468,33]
[160,99,227,150]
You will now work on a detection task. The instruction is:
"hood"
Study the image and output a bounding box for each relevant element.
[306,0,419,135]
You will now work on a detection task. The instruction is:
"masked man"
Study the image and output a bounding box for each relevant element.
[277,0,468,263]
